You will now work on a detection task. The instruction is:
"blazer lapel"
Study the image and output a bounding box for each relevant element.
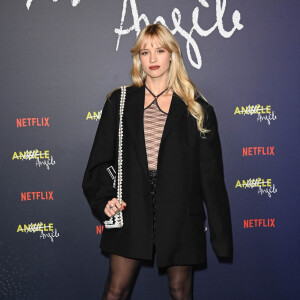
[124,85,187,186]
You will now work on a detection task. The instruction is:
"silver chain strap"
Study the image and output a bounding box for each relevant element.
[104,86,126,228]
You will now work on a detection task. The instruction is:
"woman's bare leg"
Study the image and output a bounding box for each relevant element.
[166,265,194,300]
[101,254,142,300]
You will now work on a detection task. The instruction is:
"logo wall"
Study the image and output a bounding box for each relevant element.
[15,116,60,242]
[23,1,277,234]
[237,107,278,228]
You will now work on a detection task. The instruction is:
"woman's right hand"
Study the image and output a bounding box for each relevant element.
[104,198,127,218]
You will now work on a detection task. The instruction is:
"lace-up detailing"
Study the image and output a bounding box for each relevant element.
[148,169,157,251]
[144,87,168,170]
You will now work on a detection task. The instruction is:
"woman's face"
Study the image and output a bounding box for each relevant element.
[139,37,171,80]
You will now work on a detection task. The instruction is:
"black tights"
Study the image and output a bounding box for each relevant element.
[101,254,193,300]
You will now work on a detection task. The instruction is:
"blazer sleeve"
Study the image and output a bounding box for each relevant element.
[82,90,119,225]
[199,103,233,260]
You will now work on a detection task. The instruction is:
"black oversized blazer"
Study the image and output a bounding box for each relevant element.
[82,85,233,268]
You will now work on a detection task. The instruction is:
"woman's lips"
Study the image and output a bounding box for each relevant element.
[149,66,160,70]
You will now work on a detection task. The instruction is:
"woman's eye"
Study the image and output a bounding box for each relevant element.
[158,49,165,53]
[140,51,148,56]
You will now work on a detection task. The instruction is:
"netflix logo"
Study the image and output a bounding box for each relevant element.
[244,218,275,228]
[21,191,54,201]
[243,146,275,156]
[16,117,50,127]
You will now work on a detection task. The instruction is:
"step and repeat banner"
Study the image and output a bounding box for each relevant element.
[1,1,299,299]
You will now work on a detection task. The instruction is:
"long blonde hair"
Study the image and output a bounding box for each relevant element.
[130,23,210,137]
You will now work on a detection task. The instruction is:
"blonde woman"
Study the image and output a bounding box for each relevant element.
[82,23,233,300]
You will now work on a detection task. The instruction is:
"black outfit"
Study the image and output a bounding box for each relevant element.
[82,85,233,268]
